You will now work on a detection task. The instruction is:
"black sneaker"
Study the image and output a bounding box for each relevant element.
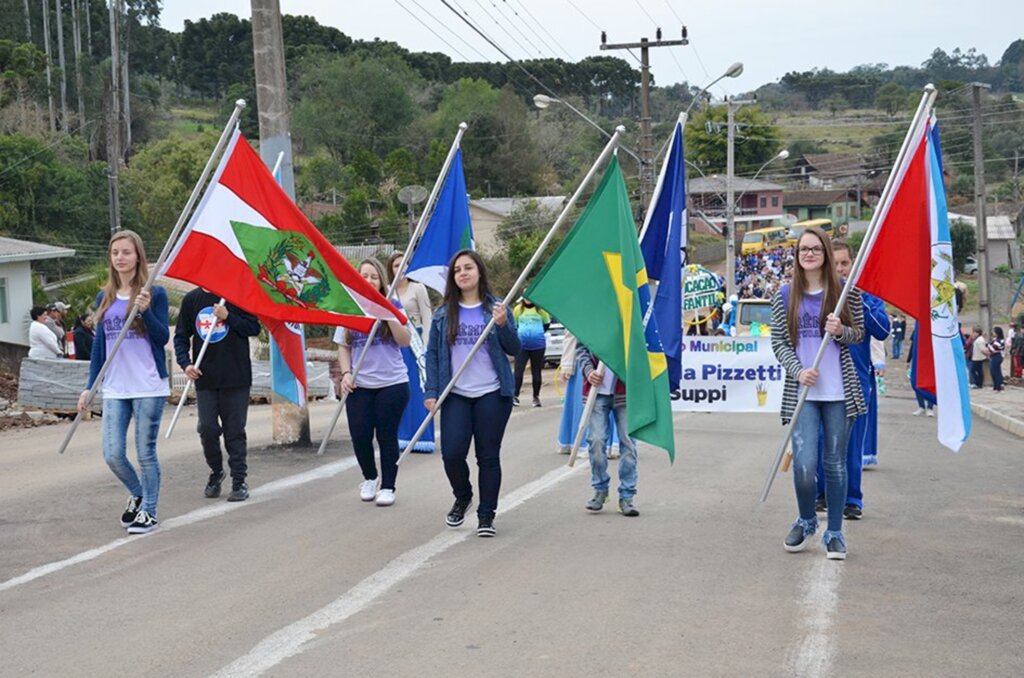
[204,470,225,498]
[445,497,472,528]
[127,510,158,534]
[784,524,811,552]
[227,483,249,502]
[843,504,862,520]
[825,536,848,560]
[532,397,541,408]
[512,396,520,407]
[120,495,143,528]
[477,516,496,537]
[815,496,827,513]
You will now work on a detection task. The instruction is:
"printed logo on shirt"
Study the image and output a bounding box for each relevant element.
[455,320,485,346]
[798,311,820,338]
[196,306,228,343]
[104,313,145,341]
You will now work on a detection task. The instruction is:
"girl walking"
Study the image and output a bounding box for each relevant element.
[336,258,412,506]
[424,250,520,537]
[770,226,865,560]
[512,298,549,407]
[387,251,435,453]
[77,230,170,534]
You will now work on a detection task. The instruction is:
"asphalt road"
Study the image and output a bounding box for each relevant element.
[1,381,1021,677]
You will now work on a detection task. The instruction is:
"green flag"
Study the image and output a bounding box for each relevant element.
[526,156,675,460]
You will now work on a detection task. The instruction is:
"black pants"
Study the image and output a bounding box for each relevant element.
[970,360,986,387]
[197,386,250,484]
[514,348,545,399]
[345,383,410,490]
[440,390,513,519]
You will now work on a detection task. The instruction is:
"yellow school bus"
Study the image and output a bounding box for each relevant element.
[786,219,834,247]
[740,226,788,255]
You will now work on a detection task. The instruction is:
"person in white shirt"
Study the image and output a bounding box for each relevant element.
[28,306,63,359]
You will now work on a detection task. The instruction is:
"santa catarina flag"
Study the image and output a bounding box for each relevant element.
[163,130,405,331]
[526,156,675,461]
[853,116,970,452]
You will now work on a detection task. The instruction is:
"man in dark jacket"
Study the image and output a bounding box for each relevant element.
[174,288,261,501]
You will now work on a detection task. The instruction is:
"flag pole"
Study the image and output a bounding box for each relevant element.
[315,122,469,455]
[165,297,226,439]
[396,126,628,467]
[758,85,937,501]
[566,362,603,467]
[58,100,248,455]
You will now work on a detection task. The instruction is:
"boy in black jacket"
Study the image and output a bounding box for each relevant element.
[174,288,261,501]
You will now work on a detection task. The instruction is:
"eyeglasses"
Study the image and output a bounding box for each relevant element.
[798,246,824,256]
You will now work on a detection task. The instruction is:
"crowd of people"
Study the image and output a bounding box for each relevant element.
[735,246,796,300]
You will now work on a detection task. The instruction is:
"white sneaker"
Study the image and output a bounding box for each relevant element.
[376,489,395,506]
[359,479,378,501]
[912,408,924,416]
[926,409,935,418]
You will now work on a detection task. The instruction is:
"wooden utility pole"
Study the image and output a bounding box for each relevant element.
[106,0,121,233]
[251,0,310,445]
[599,28,688,212]
[71,0,85,128]
[54,0,69,131]
[23,0,32,41]
[971,82,992,333]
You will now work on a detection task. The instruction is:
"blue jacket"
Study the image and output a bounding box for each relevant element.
[849,291,891,391]
[424,297,521,399]
[87,286,170,389]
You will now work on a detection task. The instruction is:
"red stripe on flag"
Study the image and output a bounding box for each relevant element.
[263,316,308,393]
[856,136,936,393]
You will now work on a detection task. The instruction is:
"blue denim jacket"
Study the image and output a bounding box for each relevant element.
[424,296,521,399]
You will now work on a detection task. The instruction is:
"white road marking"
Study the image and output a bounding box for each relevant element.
[0,458,359,594]
[213,463,581,677]
[786,557,843,677]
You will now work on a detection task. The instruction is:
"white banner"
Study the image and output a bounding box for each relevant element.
[672,336,785,412]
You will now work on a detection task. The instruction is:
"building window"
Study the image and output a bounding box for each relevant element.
[759,197,767,208]
[0,278,7,323]
[772,196,779,207]
[836,205,845,218]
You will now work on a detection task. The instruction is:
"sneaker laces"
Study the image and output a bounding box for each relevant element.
[134,510,152,524]
[125,496,140,511]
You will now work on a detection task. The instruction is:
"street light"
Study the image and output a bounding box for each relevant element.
[533,93,645,166]
[683,61,744,118]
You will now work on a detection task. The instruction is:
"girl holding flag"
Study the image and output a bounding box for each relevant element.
[425,250,520,537]
[770,226,865,560]
[77,230,170,534]
[387,251,435,453]
[336,258,412,507]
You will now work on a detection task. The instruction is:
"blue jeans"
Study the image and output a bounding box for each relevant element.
[792,400,850,533]
[102,396,166,515]
[440,390,513,520]
[586,394,637,499]
[892,337,903,359]
[990,354,1004,390]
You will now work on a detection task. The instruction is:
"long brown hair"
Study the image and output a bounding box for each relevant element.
[345,258,393,344]
[444,249,494,346]
[786,226,851,345]
[95,229,150,333]
[386,251,404,286]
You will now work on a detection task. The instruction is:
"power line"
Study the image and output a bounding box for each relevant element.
[488,0,545,58]
[393,0,470,60]
[508,0,574,61]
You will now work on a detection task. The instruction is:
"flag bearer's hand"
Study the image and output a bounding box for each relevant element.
[798,368,819,386]
[213,304,228,321]
[77,390,91,413]
[185,365,203,380]
[340,372,356,395]
[136,290,151,313]
[824,314,843,337]
[492,303,507,326]
[424,398,437,413]
[587,369,605,386]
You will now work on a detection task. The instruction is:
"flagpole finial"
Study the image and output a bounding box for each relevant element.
[924,83,936,93]
[615,125,626,134]
[459,121,468,130]
[235,99,247,109]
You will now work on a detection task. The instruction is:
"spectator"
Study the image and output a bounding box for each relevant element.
[1010,322,1024,379]
[989,327,1005,392]
[891,314,906,359]
[72,313,95,361]
[969,326,987,388]
[28,306,63,359]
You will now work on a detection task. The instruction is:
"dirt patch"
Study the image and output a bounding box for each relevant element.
[0,371,19,403]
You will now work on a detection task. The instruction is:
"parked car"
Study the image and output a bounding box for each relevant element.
[544,322,565,367]
[964,255,978,274]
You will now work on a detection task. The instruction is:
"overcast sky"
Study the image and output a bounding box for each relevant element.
[162,1,1022,95]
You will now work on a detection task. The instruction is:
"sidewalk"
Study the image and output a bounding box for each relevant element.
[969,385,1024,438]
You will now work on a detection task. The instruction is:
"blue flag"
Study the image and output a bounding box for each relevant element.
[639,116,686,393]
[406,149,474,294]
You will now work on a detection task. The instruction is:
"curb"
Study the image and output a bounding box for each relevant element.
[971,402,1024,438]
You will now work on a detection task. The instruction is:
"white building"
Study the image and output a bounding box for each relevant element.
[0,237,76,350]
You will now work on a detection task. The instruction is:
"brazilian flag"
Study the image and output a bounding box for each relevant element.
[526,156,675,461]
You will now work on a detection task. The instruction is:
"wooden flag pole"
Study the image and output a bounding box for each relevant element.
[58,100,247,455]
[396,127,627,467]
[315,123,468,456]
[566,362,603,468]
[758,85,936,501]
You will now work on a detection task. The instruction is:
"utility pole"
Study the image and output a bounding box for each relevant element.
[106,0,121,233]
[723,97,756,300]
[55,0,69,131]
[40,0,56,132]
[251,0,309,445]
[971,82,991,333]
[599,28,688,213]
